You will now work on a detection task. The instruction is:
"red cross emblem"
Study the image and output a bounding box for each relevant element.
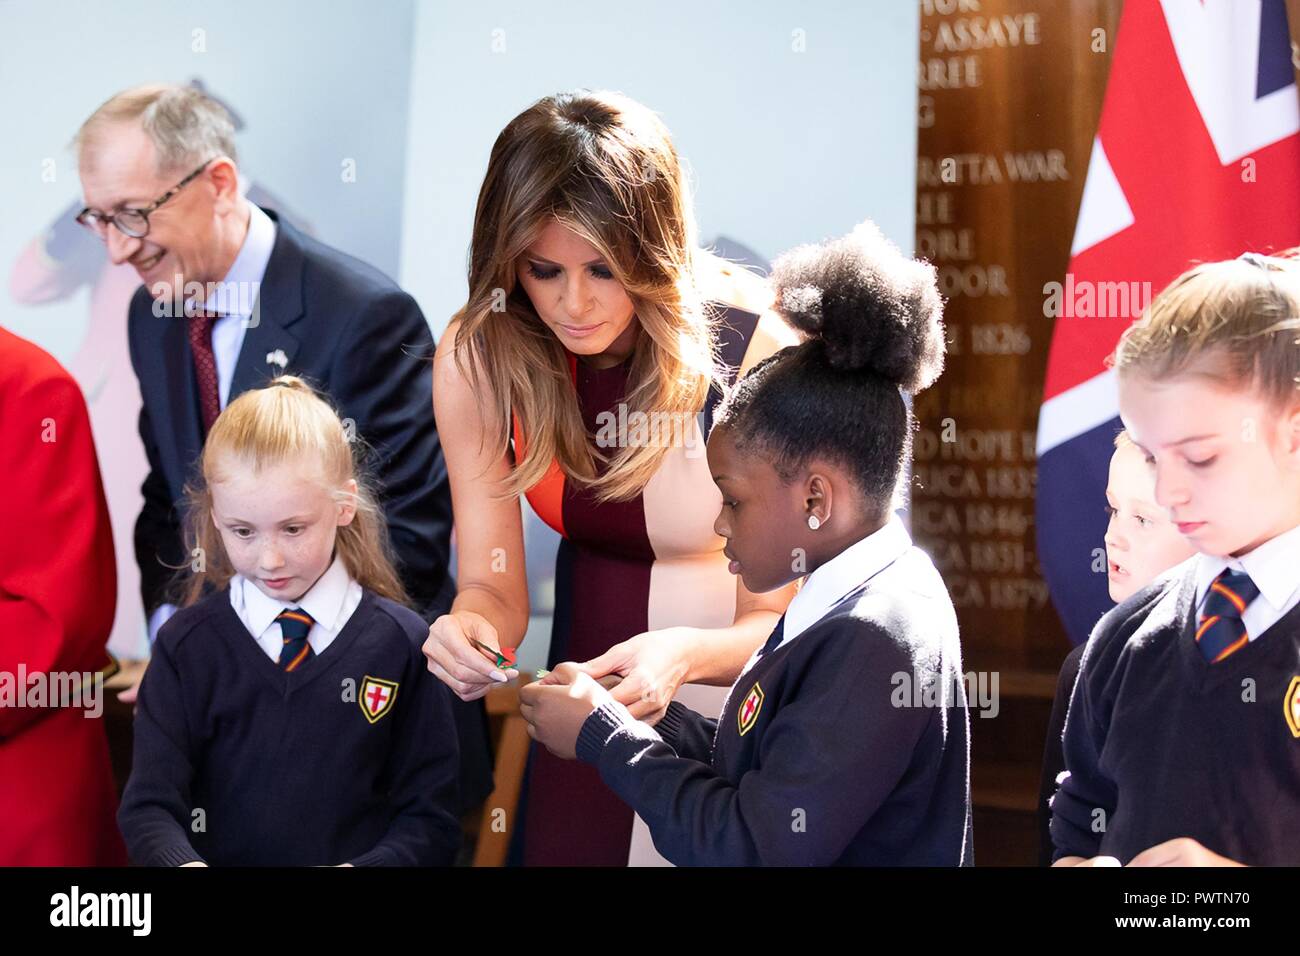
[737,682,764,737]
[359,675,399,724]
[1285,676,1300,739]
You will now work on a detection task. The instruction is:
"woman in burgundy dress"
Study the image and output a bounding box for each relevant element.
[423,90,797,865]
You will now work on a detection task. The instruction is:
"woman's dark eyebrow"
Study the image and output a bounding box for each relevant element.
[527,254,608,267]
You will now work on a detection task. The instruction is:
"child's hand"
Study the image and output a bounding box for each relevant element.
[117,678,141,705]
[575,627,692,725]
[518,663,615,760]
[1127,838,1245,867]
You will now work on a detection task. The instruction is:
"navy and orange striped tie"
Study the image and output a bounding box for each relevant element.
[276,607,316,671]
[1196,569,1259,663]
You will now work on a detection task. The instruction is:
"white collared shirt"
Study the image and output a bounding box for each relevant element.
[739,513,913,676]
[229,554,363,661]
[1193,522,1300,641]
[203,201,276,408]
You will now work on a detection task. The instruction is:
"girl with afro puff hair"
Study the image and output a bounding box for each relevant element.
[521,221,973,865]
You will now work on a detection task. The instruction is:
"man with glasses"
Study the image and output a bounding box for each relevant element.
[74,84,492,822]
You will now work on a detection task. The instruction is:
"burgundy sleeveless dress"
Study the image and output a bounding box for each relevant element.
[510,303,770,866]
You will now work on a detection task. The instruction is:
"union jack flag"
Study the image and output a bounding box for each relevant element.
[1036,0,1300,642]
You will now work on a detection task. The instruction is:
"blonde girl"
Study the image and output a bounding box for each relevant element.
[118,377,462,867]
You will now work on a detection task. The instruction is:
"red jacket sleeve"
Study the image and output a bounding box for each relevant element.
[0,331,116,738]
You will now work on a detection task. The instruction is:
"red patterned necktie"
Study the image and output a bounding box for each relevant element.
[1196,569,1260,663]
[188,312,221,434]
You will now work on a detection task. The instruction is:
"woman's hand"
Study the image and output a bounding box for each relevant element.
[423,610,519,701]
[576,627,693,725]
[518,663,616,760]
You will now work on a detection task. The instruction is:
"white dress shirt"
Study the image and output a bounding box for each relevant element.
[1193,522,1300,641]
[739,513,913,677]
[204,200,277,408]
[229,554,363,661]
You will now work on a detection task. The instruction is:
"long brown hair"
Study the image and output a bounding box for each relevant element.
[452,90,721,501]
[178,376,408,606]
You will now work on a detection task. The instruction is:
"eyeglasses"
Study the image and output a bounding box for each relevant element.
[76,159,214,240]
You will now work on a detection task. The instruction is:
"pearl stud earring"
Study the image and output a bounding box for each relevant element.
[807,514,821,531]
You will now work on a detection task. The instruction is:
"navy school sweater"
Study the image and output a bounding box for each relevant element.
[1050,562,1300,865]
[117,587,462,866]
[576,547,973,866]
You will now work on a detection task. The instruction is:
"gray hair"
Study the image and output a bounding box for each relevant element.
[75,83,237,174]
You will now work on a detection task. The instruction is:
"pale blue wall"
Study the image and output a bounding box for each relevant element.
[399,0,920,336]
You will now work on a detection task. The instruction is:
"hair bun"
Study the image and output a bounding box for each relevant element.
[268,374,309,391]
[770,220,946,392]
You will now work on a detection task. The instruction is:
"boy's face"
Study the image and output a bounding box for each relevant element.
[707,426,808,593]
[1118,373,1300,558]
[210,458,357,602]
[1104,441,1195,602]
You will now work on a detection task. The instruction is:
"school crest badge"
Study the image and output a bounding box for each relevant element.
[1285,676,1300,739]
[360,676,398,724]
[737,682,764,736]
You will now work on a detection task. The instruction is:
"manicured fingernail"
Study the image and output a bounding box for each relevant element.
[490,670,508,682]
